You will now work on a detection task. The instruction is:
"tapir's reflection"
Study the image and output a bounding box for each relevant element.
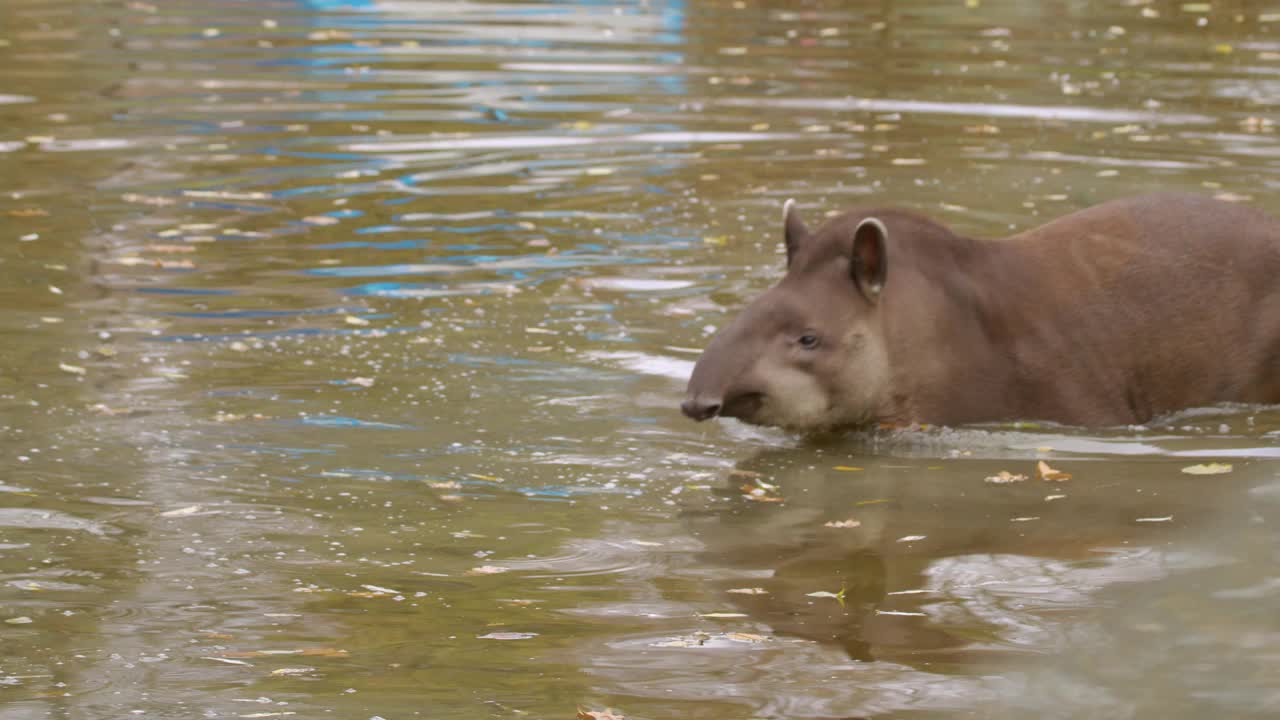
[682,442,1215,666]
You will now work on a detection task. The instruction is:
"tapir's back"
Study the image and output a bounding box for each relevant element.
[995,193,1280,422]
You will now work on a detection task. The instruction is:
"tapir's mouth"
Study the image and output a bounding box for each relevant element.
[719,392,764,422]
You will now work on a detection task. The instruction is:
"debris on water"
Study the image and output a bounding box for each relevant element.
[726,587,768,595]
[1037,461,1072,482]
[1181,463,1233,475]
[269,667,315,677]
[824,519,861,529]
[58,363,86,375]
[466,473,503,483]
[741,482,784,502]
[725,632,767,643]
[358,584,401,595]
[698,612,748,619]
[985,470,1028,484]
[651,632,711,647]
[1010,516,1040,522]
[1240,116,1275,132]
[897,535,927,543]
[343,315,370,326]
[204,657,253,666]
[833,465,863,472]
[159,505,203,517]
[5,617,32,625]
[478,632,538,640]
[1136,516,1174,523]
[346,377,375,388]
[6,208,47,217]
[875,609,927,617]
[466,565,510,575]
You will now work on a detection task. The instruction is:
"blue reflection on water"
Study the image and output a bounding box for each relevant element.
[296,414,412,429]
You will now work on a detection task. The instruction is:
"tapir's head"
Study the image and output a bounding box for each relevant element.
[682,200,895,432]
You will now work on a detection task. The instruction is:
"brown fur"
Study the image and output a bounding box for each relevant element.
[682,193,1280,429]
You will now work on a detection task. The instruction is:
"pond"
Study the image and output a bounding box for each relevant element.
[2,0,1279,717]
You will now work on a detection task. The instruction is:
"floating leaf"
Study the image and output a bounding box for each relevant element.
[985,471,1027,484]
[1037,461,1072,482]
[651,632,710,648]
[833,465,863,472]
[359,584,401,595]
[1181,463,1232,475]
[203,657,253,666]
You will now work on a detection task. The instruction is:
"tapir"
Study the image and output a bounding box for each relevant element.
[682,193,1280,430]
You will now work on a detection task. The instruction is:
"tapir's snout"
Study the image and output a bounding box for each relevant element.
[681,393,722,421]
[682,312,765,424]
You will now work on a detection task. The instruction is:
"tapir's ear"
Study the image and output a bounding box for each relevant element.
[783,198,809,267]
[851,217,888,303]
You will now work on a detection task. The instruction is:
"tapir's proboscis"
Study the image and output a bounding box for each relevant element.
[682,193,1280,431]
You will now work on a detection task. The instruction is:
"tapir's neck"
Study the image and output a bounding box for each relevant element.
[878,229,1028,426]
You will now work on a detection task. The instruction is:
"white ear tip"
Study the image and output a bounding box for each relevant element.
[783,198,796,223]
[856,217,887,236]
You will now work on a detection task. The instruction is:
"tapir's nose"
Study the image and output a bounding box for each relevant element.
[681,394,722,421]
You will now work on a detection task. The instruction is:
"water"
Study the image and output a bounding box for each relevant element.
[2,0,1279,717]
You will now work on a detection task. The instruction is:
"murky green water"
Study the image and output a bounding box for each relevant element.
[2,0,1280,717]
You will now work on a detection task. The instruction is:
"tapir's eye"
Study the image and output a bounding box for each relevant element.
[798,333,820,349]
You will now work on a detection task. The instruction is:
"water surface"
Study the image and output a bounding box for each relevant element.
[2,1,1280,718]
